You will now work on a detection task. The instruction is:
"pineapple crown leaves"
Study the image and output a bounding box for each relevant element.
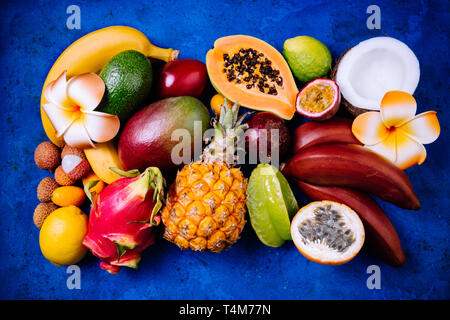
[203,98,250,165]
[217,98,248,131]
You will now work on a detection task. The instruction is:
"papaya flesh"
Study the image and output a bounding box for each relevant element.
[206,35,299,120]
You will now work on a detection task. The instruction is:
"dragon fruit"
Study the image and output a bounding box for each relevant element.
[83,167,165,274]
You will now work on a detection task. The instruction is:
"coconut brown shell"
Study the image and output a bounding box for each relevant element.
[331,47,373,117]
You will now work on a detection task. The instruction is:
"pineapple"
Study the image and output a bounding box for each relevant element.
[161,101,248,252]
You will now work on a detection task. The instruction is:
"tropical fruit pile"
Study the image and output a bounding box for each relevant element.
[33,26,440,274]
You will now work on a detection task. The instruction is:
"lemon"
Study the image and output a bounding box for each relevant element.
[39,206,88,266]
[283,36,332,83]
[246,164,299,247]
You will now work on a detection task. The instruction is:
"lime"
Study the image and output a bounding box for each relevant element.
[283,36,332,83]
[246,164,299,247]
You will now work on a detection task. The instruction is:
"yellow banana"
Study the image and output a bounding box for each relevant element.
[84,141,124,184]
[40,25,179,146]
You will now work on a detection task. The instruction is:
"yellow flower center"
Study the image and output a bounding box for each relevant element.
[72,106,83,119]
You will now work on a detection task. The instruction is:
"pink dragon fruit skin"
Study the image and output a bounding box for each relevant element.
[83,167,164,274]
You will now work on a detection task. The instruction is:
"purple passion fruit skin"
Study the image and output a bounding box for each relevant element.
[245,111,291,162]
[295,78,340,120]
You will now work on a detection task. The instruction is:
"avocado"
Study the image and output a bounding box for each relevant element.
[97,50,152,122]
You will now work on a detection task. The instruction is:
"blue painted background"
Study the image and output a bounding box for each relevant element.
[0,0,448,300]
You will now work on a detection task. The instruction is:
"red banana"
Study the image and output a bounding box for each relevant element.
[293,117,361,153]
[282,143,420,210]
[294,180,406,267]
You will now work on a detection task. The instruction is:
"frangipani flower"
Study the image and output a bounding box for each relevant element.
[43,71,120,149]
[352,91,440,170]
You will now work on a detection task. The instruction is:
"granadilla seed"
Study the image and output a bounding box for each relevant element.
[298,206,356,253]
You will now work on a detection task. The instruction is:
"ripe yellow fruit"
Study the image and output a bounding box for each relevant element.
[39,206,88,266]
[162,163,247,252]
[161,102,248,252]
[51,186,86,207]
[84,141,124,184]
[210,94,232,116]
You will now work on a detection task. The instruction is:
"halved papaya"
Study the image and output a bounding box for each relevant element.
[206,35,299,120]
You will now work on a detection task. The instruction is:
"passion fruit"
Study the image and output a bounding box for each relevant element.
[291,200,365,265]
[245,112,291,163]
[295,78,340,120]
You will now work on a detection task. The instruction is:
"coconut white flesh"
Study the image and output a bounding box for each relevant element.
[291,201,365,264]
[336,37,420,110]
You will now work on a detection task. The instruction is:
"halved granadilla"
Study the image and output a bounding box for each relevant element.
[295,78,340,120]
[290,201,365,265]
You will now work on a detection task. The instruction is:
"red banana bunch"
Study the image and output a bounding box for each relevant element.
[283,118,420,266]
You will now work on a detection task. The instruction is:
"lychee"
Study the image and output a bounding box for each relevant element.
[61,145,91,180]
[33,202,58,229]
[34,142,61,170]
[54,165,76,186]
[37,177,59,202]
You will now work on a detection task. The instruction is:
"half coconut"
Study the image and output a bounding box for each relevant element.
[332,37,420,117]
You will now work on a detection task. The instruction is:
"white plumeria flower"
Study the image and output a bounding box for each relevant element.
[43,71,120,149]
[352,91,440,170]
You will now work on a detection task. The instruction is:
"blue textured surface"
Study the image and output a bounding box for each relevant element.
[0,0,448,300]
